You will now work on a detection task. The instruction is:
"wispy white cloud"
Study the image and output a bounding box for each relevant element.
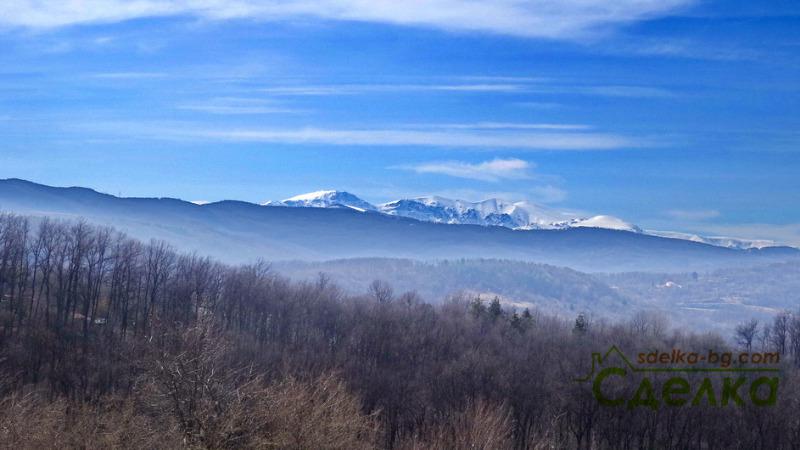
[514,101,563,110]
[0,1,695,39]
[399,158,533,182]
[387,187,570,206]
[431,84,524,92]
[529,184,568,203]
[257,82,676,99]
[453,75,551,83]
[176,97,305,115]
[419,122,591,131]
[666,209,721,221]
[92,35,116,45]
[260,83,526,96]
[259,86,359,96]
[572,85,675,98]
[70,121,641,150]
[88,71,168,79]
[598,38,762,62]
[199,127,635,150]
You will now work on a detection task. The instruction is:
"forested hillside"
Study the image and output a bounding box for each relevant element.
[2,213,800,449]
[275,258,630,319]
[276,258,800,332]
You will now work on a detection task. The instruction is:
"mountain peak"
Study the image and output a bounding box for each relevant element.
[271,190,377,212]
[571,215,642,233]
[284,190,339,202]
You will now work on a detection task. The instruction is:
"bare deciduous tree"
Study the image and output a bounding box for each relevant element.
[735,318,759,352]
[368,279,393,303]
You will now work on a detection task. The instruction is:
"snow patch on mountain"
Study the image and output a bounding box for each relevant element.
[571,215,642,233]
[265,190,377,212]
[646,230,775,250]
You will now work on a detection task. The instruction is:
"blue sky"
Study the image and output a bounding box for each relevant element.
[0,1,799,243]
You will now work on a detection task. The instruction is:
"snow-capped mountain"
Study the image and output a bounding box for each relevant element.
[377,196,637,231]
[647,230,775,250]
[265,190,377,212]
[264,191,641,232]
[261,190,775,250]
[265,191,638,232]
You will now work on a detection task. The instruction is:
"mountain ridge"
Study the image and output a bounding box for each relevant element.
[0,178,795,272]
[261,189,773,249]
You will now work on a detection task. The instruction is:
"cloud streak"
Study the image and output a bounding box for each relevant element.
[88,72,169,79]
[1,0,695,39]
[198,127,636,150]
[260,83,526,96]
[176,97,305,115]
[409,122,591,131]
[71,121,641,150]
[666,209,721,221]
[256,82,677,99]
[399,158,534,181]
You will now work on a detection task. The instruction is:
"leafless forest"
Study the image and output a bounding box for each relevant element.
[1,212,800,449]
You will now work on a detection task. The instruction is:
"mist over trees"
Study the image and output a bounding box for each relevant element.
[2,212,800,449]
[602,264,800,331]
[276,258,800,333]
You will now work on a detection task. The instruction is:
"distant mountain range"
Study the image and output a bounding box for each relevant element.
[0,178,795,272]
[262,190,772,250]
[263,190,641,231]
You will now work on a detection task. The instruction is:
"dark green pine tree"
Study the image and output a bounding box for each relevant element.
[573,313,589,335]
[522,308,533,321]
[488,297,503,321]
[510,311,523,331]
[469,298,486,318]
